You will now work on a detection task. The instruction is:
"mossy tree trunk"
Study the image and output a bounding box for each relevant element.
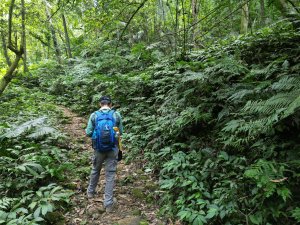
[21,0,28,72]
[0,0,24,95]
[62,14,72,58]
[240,1,249,33]
[0,54,22,95]
[260,0,265,26]
[44,0,62,64]
[1,32,12,67]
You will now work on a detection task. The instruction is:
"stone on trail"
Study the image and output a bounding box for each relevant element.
[87,205,105,216]
[116,216,144,225]
[132,187,146,199]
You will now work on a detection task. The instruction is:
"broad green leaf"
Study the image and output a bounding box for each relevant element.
[33,207,41,219]
[29,202,37,210]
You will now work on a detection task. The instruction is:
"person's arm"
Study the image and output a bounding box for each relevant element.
[85,113,95,137]
[114,111,123,135]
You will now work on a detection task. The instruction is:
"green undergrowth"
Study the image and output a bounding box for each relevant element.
[0,85,76,225]
[26,25,300,224]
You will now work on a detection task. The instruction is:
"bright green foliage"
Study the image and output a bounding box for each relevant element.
[0,86,74,224]
[29,24,300,224]
[292,207,300,222]
[0,0,299,224]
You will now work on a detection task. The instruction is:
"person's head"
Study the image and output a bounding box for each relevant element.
[99,96,112,107]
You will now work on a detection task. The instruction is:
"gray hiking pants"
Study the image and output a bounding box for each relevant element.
[87,147,118,207]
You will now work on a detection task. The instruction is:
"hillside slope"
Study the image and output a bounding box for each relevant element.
[30,27,300,224]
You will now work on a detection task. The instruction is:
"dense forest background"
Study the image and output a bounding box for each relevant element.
[1,0,300,224]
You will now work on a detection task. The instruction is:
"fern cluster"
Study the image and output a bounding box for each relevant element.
[0,87,74,224]
[29,27,300,224]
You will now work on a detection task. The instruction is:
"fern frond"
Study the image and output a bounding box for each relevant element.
[282,94,300,118]
[247,58,284,79]
[271,76,300,91]
[181,71,206,82]
[205,57,249,77]
[228,89,255,102]
[243,89,300,115]
[222,111,285,143]
[0,197,18,210]
[245,160,278,179]
[292,207,300,222]
[27,126,58,139]
[0,117,47,139]
[244,160,289,199]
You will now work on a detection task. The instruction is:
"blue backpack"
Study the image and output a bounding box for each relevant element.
[91,110,116,152]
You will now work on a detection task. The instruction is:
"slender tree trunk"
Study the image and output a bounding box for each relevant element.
[14,32,18,47]
[0,10,12,67]
[23,40,28,72]
[153,9,157,39]
[181,0,187,57]
[160,0,166,29]
[62,14,72,58]
[166,0,175,25]
[47,39,50,58]
[21,0,28,72]
[175,0,179,56]
[29,31,48,46]
[44,0,62,64]
[1,32,12,66]
[191,0,198,46]
[0,0,24,95]
[260,0,265,26]
[241,1,249,33]
[156,0,161,34]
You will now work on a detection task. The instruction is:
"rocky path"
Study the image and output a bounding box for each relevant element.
[57,107,165,225]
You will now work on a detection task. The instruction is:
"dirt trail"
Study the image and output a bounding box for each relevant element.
[58,106,163,225]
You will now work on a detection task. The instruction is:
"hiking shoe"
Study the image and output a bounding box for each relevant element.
[87,191,95,199]
[105,198,117,213]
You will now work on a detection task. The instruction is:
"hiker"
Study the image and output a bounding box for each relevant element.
[85,96,123,212]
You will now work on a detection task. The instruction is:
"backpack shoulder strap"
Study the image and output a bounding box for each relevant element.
[95,110,115,122]
[94,111,102,119]
[108,110,115,124]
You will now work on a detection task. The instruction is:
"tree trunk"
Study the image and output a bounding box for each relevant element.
[181,0,187,57]
[29,31,49,46]
[191,0,198,46]
[241,1,249,33]
[159,0,166,28]
[0,0,24,95]
[0,9,12,67]
[44,0,62,64]
[23,41,28,72]
[175,0,179,56]
[21,0,28,72]
[260,0,265,26]
[0,54,22,95]
[62,14,72,58]
[1,32,12,66]
[155,0,162,34]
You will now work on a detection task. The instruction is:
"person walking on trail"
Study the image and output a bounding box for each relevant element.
[85,96,123,213]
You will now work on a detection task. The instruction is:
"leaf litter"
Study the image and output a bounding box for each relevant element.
[57,106,170,225]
